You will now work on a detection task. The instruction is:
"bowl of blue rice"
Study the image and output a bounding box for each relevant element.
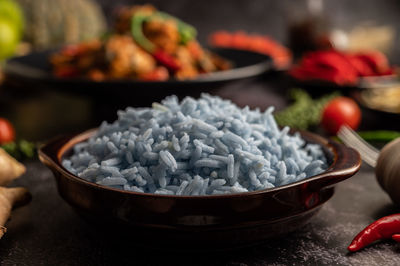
[39,94,361,250]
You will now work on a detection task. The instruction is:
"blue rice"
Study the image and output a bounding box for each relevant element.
[62,94,328,195]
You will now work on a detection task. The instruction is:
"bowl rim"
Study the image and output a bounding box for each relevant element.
[39,128,361,199]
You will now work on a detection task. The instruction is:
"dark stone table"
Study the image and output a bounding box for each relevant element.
[0,71,400,266]
[3,0,400,262]
[1,75,400,265]
[1,161,400,266]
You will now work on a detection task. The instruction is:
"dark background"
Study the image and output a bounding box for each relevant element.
[5,0,400,141]
[97,0,400,63]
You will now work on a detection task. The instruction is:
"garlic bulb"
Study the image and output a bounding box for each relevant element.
[376,138,400,206]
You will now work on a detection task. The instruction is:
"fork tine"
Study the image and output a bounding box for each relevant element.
[339,136,376,167]
[337,125,379,167]
[338,128,376,154]
[338,127,378,158]
[340,137,376,166]
[339,126,380,155]
[338,126,379,167]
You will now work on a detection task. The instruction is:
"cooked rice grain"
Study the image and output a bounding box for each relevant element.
[63,94,328,195]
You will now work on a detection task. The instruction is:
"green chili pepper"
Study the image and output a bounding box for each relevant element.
[157,11,197,44]
[131,13,156,53]
[131,12,181,71]
[357,131,400,143]
[131,10,197,51]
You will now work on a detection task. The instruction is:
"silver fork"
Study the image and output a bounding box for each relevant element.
[337,125,380,167]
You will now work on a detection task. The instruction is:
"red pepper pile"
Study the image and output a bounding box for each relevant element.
[290,50,394,85]
[209,31,292,69]
[348,213,400,252]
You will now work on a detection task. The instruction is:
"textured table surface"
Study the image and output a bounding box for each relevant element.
[1,149,400,266]
[1,76,400,265]
[2,0,400,262]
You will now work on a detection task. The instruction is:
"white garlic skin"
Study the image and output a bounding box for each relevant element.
[376,138,400,206]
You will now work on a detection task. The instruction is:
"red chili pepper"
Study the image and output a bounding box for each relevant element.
[355,51,390,75]
[61,43,91,57]
[289,50,394,85]
[289,50,360,85]
[153,50,181,72]
[131,13,181,72]
[348,214,400,252]
[139,66,169,81]
[392,234,400,242]
[54,66,79,78]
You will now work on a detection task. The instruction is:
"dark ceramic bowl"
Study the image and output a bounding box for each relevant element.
[39,129,360,250]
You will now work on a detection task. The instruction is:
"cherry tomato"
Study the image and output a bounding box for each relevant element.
[321,97,361,135]
[0,118,15,144]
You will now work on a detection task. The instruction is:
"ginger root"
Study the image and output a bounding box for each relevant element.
[0,148,30,239]
[0,187,31,238]
[0,148,26,186]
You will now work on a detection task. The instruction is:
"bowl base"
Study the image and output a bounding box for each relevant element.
[73,203,325,251]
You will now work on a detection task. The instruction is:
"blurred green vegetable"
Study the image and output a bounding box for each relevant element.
[357,131,400,143]
[157,11,197,44]
[0,18,19,60]
[1,140,36,160]
[0,0,24,60]
[275,89,340,130]
[0,0,24,34]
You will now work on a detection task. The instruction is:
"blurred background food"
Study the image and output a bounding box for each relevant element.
[331,24,396,53]
[289,50,394,85]
[0,0,23,62]
[209,31,292,69]
[50,5,231,81]
[1,0,400,142]
[359,81,400,113]
[14,0,106,50]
